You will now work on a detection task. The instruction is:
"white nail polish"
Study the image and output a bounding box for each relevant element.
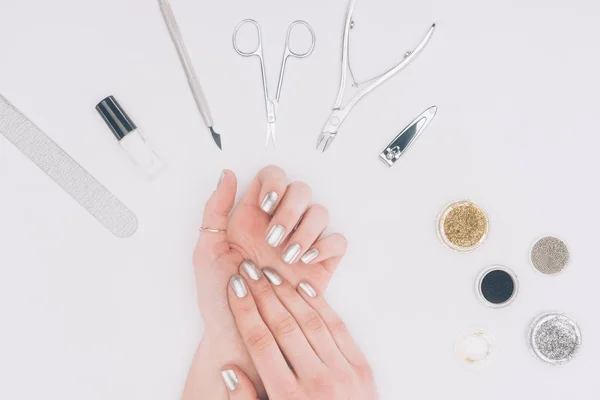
[266,225,285,247]
[299,281,317,298]
[230,275,248,298]
[282,243,302,264]
[260,191,279,214]
[263,268,283,285]
[301,248,319,264]
[241,260,262,281]
[221,369,240,391]
[96,96,165,178]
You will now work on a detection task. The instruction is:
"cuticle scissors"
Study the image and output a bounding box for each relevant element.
[233,19,316,147]
[316,0,436,152]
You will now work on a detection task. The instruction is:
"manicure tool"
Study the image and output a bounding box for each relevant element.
[379,106,437,167]
[316,0,436,152]
[0,94,138,238]
[158,0,222,150]
[233,19,316,146]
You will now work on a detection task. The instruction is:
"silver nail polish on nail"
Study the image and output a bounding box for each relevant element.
[301,248,319,264]
[221,369,239,391]
[260,191,279,214]
[282,243,302,264]
[266,225,285,247]
[263,268,283,285]
[299,281,317,298]
[241,260,262,281]
[217,170,225,188]
[230,275,248,298]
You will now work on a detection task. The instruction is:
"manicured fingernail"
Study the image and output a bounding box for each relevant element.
[263,268,283,286]
[299,281,317,298]
[282,243,302,264]
[230,275,247,298]
[260,191,278,214]
[221,369,239,391]
[266,225,285,247]
[217,170,225,188]
[301,248,319,264]
[241,260,261,281]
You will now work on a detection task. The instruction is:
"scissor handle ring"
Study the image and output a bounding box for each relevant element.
[233,19,262,57]
[285,20,316,58]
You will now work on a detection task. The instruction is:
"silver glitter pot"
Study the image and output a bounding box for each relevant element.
[530,236,570,275]
[529,312,581,365]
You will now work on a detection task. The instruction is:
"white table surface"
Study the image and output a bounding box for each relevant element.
[1,0,599,398]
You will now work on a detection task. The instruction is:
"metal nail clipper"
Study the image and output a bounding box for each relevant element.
[234,19,316,147]
[317,0,436,152]
[379,106,437,167]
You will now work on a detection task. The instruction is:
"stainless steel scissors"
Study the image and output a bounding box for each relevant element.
[233,19,316,147]
[316,0,436,152]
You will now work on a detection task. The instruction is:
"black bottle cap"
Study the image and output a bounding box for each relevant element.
[96,95,137,141]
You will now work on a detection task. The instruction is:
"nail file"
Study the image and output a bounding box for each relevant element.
[0,94,138,238]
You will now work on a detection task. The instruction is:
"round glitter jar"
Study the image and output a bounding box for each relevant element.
[455,330,494,364]
[530,236,570,275]
[475,266,519,308]
[529,312,581,365]
[437,200,489,252]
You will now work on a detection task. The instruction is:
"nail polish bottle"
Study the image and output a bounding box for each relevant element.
[96,95,165,178]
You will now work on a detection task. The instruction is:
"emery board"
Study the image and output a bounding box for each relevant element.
[0,94,138,238]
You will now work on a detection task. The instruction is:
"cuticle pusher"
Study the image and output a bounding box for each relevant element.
[158,0,222,150]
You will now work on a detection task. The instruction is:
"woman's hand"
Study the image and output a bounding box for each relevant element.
[194,166,347,328]
[220,269,378,399]
[183,166,348,399]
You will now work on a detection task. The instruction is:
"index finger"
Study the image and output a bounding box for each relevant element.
[240,165,287,214]
[228,275,296,389]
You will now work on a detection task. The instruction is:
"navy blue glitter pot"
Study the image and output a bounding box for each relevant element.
[476,266,519,308]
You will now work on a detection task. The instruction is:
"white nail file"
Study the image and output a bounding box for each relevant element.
[0,94,138,238]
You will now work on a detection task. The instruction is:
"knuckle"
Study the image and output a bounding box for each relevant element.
[273,315,299,338]
[246,328,275,355]
[252,282,274,302]
[281,385,304,400]
[238,302,256,317]
[302,312,326,334]
[330,317,349,336]
[310,373,336,397]
[310,204,329,223]
[355,364,374,382]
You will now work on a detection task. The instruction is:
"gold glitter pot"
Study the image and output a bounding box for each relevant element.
[437,200,489,252]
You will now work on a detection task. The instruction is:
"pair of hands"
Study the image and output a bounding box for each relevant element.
[188,166,377,399]
[222,257,377,399]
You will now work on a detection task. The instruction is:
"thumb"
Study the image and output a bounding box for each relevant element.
[199,170,237,252]
[221,366,260,400]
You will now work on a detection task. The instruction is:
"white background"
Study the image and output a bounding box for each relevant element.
[1,0,599,398]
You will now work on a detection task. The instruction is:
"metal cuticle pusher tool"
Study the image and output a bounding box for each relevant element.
[317,0,436,152]
[158,0,222,150]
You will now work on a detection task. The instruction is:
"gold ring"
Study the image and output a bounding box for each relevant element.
[200,227,227,234]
